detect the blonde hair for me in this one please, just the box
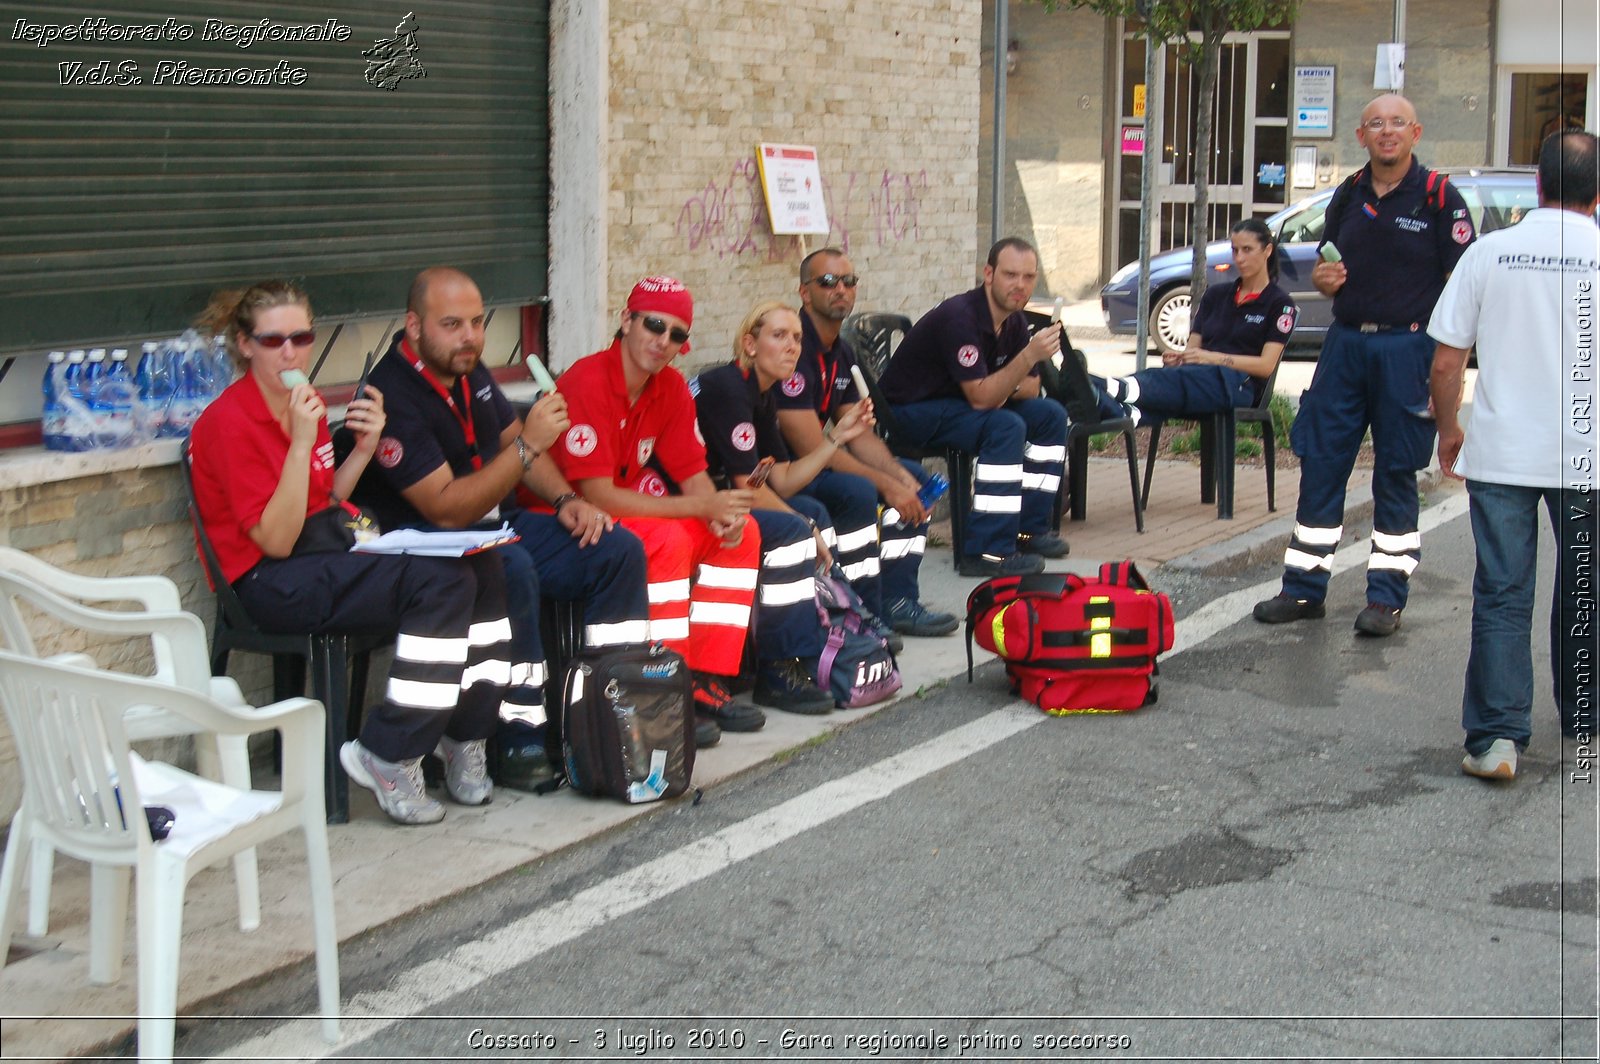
[732,300,800,368]
[195,280,312,370]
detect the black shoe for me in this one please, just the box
[1252,594,1326,624]
[691,672,767,731]
[958,552,1047,578]
[1017,531,1070,558]
[753,658,834,714]
[490,725,555,792]
[882,597,960,637]
[1353,602,1402,637]
[694,715,722,749]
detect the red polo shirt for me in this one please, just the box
[190,375,337,583]
[549,340,707,500]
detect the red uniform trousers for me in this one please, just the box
[619,516,760,677]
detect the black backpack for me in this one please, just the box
[554,644,695,802]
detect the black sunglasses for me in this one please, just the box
[251,330,317,349]
[808,273,859,290]
[638,314,690,345]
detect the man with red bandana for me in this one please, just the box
[548,277,766,737]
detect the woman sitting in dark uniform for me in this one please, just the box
[1096,217,1296,424]
[189,280,528,826]
[692,300,875,715]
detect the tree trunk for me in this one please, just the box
[1187,21,1223,306]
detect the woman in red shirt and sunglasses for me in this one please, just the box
[188,280,530,826]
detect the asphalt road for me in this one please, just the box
[168,496,1596,1064]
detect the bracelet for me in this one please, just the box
[551,491,579,514]
[512,436,538,472]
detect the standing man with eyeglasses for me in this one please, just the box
[775,248,957,636]
[1254,94,1475,636]
[878,237,1071,577]
[350,267,654,788]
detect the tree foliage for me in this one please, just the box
[1037,0,1299,308]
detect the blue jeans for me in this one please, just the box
[1462,480,1598,756]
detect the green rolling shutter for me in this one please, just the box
[0,1,549,355]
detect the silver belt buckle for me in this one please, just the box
[1359,322,1380,334]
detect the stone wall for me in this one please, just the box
[605,0,984,367]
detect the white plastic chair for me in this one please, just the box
[0,650,340,1063]
[0,556,261,940]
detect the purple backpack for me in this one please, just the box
[815,568,902,708]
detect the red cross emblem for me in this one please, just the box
[565,423,597,457]
[731,422,756,451]
[376,437,403,468]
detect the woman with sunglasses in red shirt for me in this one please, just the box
[188,280,532,826]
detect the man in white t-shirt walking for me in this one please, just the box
[1427,129,1599,782]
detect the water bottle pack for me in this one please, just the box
[44,328,234,451]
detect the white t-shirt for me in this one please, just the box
[1427,207,1598,488]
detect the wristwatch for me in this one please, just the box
[512,436,538,471]
[551,491,580,514]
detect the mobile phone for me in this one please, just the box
[745,456,776,489]
[279,369,309,389]
[1051,296,1065,323]
[352,349,375,401]
[1319,243,1343,264]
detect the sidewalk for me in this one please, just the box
[2,409,1396,1061]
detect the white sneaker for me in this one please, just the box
[434,735,493,806]
[339,740,446,824]
[1462,738,1517,781]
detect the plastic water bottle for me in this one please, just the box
[917,472,950,509]
[210,334,235,397]
[41,350,68,450]
[61,349,94,450]
[136,341,163,438]
[94,348,137,449]
[164,340,207,438]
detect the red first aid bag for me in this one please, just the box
[964,561,1175,715]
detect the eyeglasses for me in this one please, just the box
[250,330,316,349]
[638,314,690,345]
[807,273,859,289]
[1361,117,1415,133]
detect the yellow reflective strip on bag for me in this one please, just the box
[1089,599,1112,657]
[991,612,1009,657]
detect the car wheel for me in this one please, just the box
[1149,286,1191,355]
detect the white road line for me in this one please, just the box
[206,710,1044,1062]
[1170,489,1471,656]
[208,493,1473,1061]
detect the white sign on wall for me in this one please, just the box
[755,143,830,235]
[1293,66,1335,139]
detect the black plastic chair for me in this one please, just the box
[1026,313,1145,534]
[1139,363,1281,520]
[841,313,976,567]
[177,440,393,823]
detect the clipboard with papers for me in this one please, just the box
[350,523,520,557]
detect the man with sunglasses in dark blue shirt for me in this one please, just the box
[776,247,957,637]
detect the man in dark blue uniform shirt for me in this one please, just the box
[351,267,652,785]
[878,238,1070,577]
[776,247,956,635]
[1254,94,1475,636]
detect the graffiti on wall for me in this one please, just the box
[676,158,930,259]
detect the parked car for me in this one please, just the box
[1100,167,1539,355]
